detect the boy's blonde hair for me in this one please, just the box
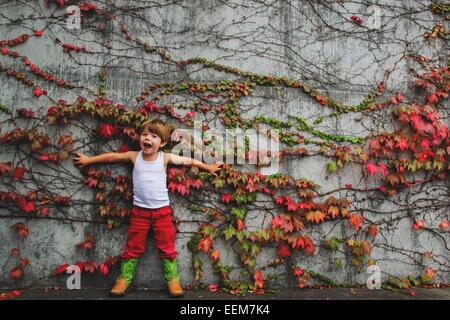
[139,118,174,146]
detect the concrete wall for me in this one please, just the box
[0,0,449,289]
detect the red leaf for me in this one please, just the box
[13,166,26,181]
[389,96,398,106]
[296,237,305,250]
[407,289,416,297]
[208,284,219,292]
[412,220,425,230]
[277,244,291,258]
[40,206,49,217]
[271,215,282,228]
[10,267,23,280]
[33,88,44,97]
[349,213,365,231]
[186,111,196,118]
[189,179,203,189]
[54,263,69,276]
[10,222,29,238]
[99,123,119,138]
[365,162,378,175]
[47,106,58,116]
[117,144,130,153]
[17,197,36,213]
[316,95,328,105]
[76,234,96,250]
[379,163,388,177]
[395,137,409,151]
[286,200,298,212]
[176,183,189,196]
[99,263,109,276]
[84,261,97,274]
[427,92,439,105]
[439,220,449,230]
[369,140,380,157]
[369,225,377,238]
[17,108,35,118]
[294,267,303,277]
[20,258,30,267]
[0,161,12,175]
[303,236,316,255]
[85,176,98,188]
[351,15,363,25]
[220,193,232,203]
[0,290,21,300]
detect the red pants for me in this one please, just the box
[121,205,178,261]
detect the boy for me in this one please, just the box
[74,119,222,297]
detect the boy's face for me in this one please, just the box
[140,128,167,155]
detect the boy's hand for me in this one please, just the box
[73,152,90,167]
[206,163,223,177]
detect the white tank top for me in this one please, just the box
[132,150,170,209]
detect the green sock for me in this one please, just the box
[162,258,180,282]
[119,258,139,285]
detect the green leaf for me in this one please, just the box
[326,236,341,251]
[202,225,216,238]
[387,276,408,289]
[241,240,250,252]
[212,178,225,188]
[224,226,236,240]
[258,230,270,241]
[187,233,202,252]
[327,161,337,172]
[231,207,247,219]
[251,243,261,256]
[246,258,256,268]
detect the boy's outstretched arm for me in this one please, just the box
[74,151,136,167]
[165,153,223,176]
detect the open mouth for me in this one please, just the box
[143,142,152,148]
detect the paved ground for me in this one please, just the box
[8,287,450,300]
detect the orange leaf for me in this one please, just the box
[306,210,325,224]
[210,250,220,262]
[253,270,264,290]
[327,206,340,218]
[349,213,365,231]
[198,235,212,254]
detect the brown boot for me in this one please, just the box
[167,278,184,298]
[110,258,138,297]
[110,276,131,297]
